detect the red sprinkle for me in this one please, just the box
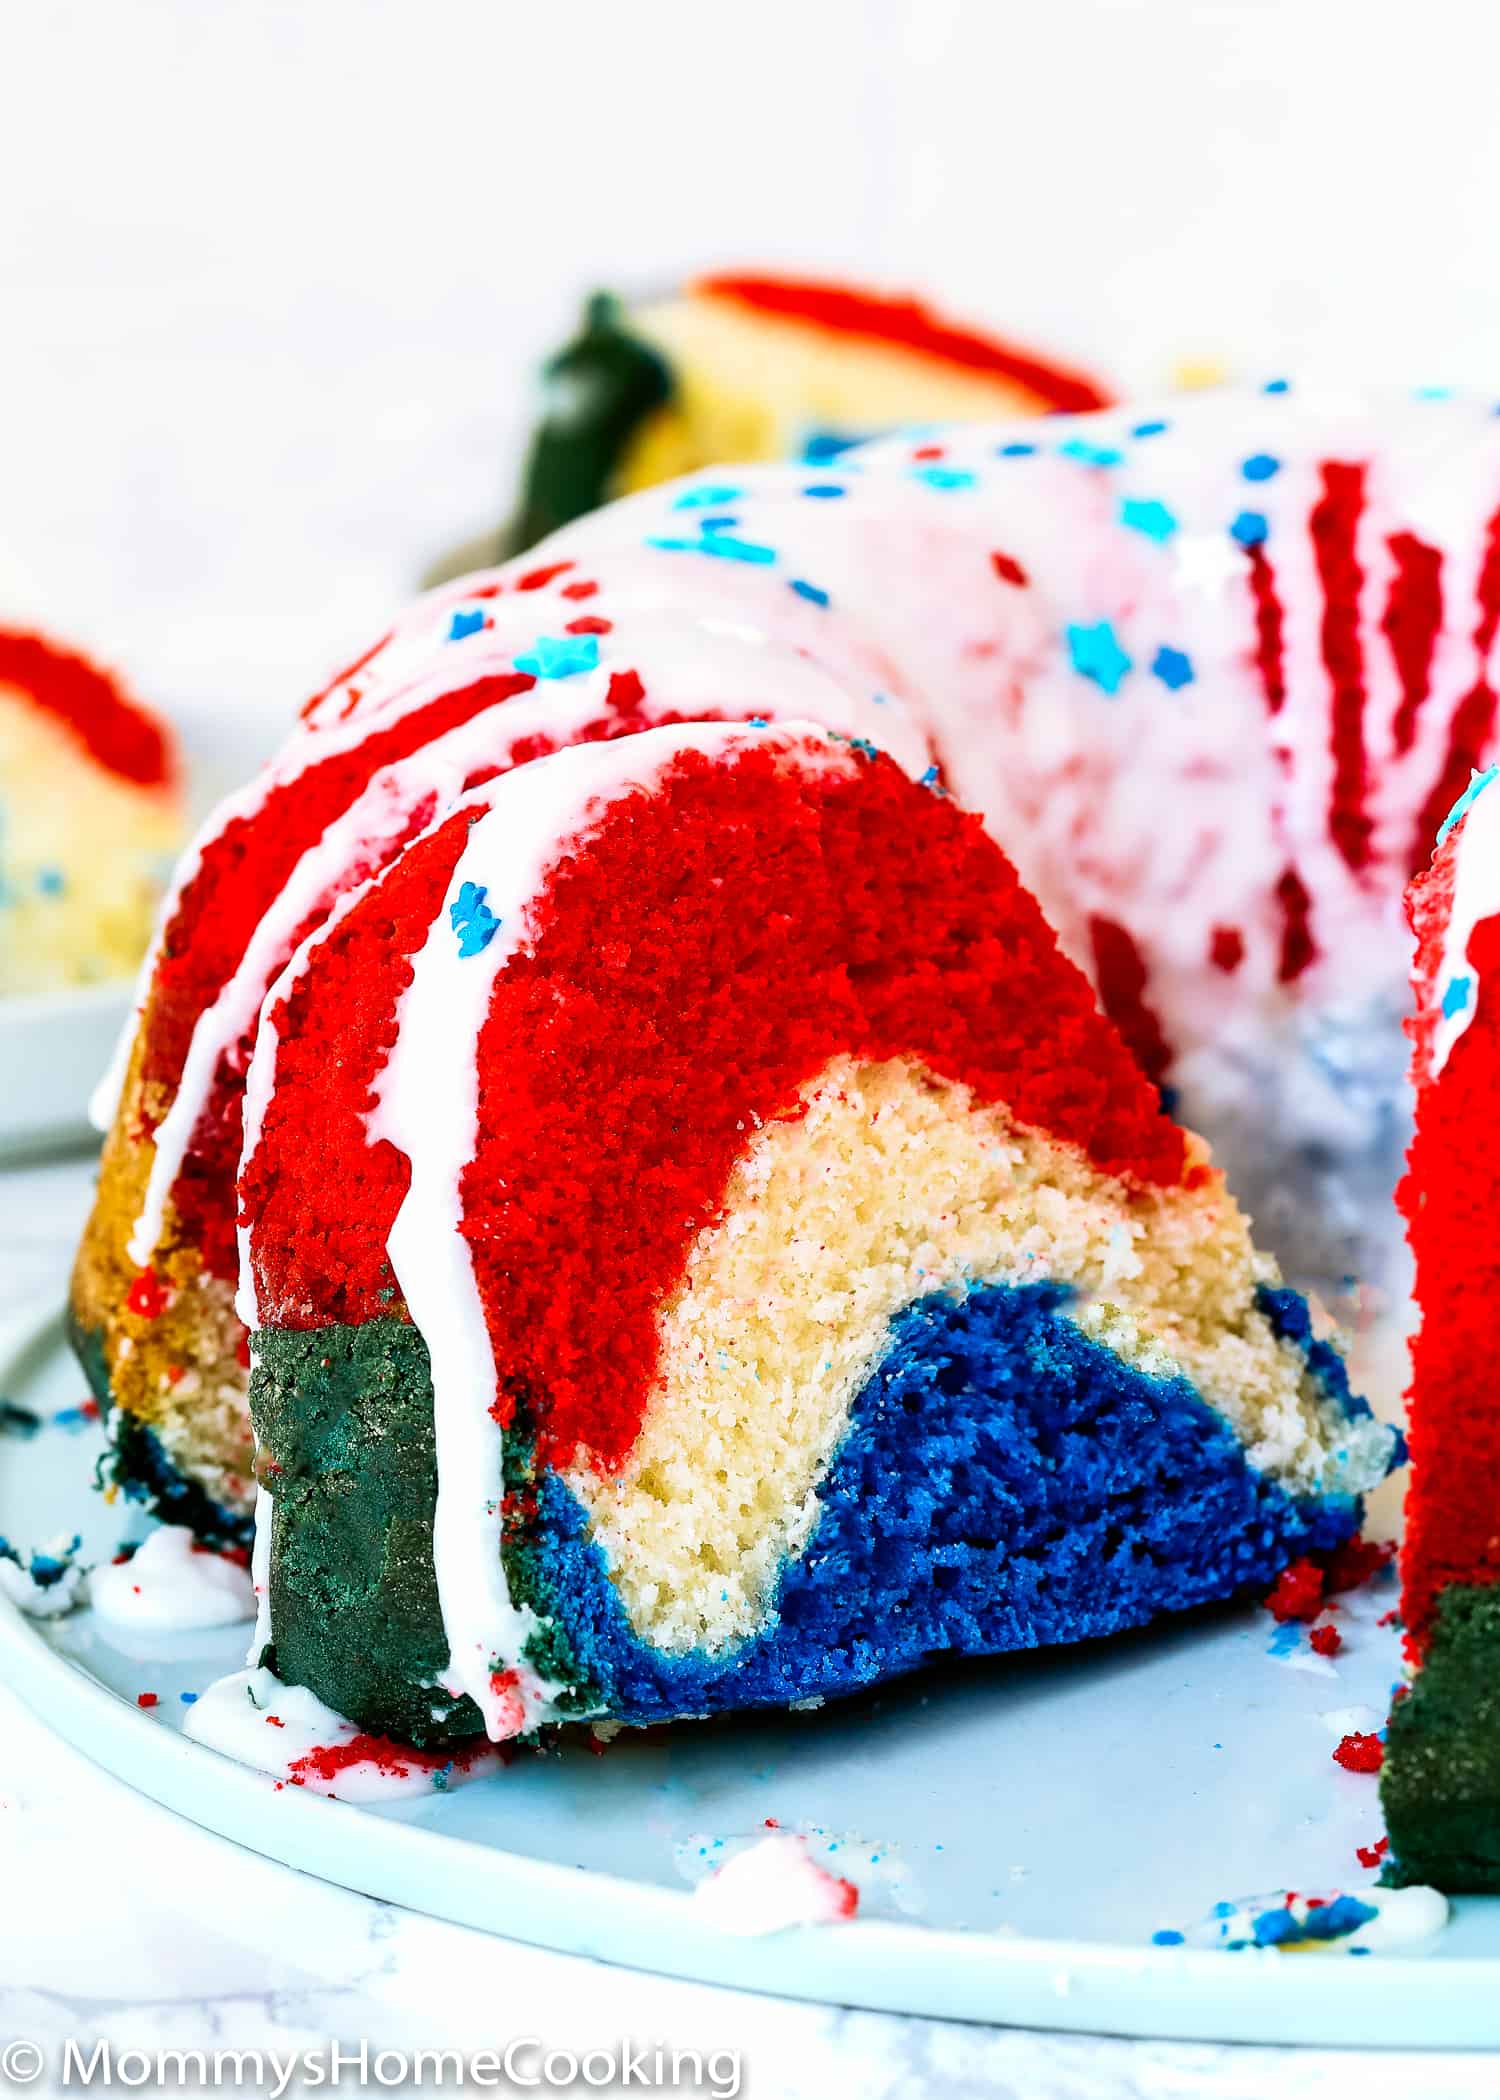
[1208,926,1245,974]
[1309,1623,1343,1657]
[559,580,599,601]
[516,560,574,592]
[126,1268,169,1320]
[136,1692,159,1709]
[990,551,1028,588]
[564,616,612,636]
[605,669,646,713]
[1357,1835,1391,1868]
[1333,1732,1385,1774]
[1264,1557,1326,1623]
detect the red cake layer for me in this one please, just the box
[693,274,1113,415]
[0,628,175,789]
[1400,832,1500,1644]
[245,736,1189,1470]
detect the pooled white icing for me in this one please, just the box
[369,721,854,1738]
[183,1665,497,1800]
[688,1832,859,1935]
[89,1525,254,1632]
[1429,767,1500,1077]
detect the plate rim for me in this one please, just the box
[2,1305,1495,2048]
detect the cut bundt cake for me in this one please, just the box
[429,270,1112,574]
[235,720,1391,1741]
[1384,766,1500,1887]
[0,627,179,997]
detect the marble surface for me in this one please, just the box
[2,1157,1500,2097]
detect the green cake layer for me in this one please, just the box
[1384,1584,1500,1891]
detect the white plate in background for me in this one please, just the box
[0,983,126,1162]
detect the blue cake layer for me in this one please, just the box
[526,1279,1363,1722]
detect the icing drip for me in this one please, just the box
[89,1525,254,1632]
[1430,766,1500,1075]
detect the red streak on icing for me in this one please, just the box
[1411,498,1500,873]
[1243,544,1287,716]
[299,631,394,725]
[1275,867,1317,982]
[0,629,174,789]
[1209,926,1245,974]
[1086,917,1172,1087]
[1383,531,1444,756]
[1311,462,1373,871]
[693,274,1113,415]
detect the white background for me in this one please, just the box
[5,0,1500,768]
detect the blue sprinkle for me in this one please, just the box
[1131,419,1169,438]
[849,737,879,760]
[748,716,769,728]
[996,441,1037,457]
[1251,1907,1300,1947]
[1210,1900,1237,1918]
[672,484,743,509]
[1120,497,1178,543]
[1263,378,1291,394]
[919,764,942,790]
[1151,1929,1185,1946]
[1151,645,1195,690]
[1301,1896,1378,1941]
[910,465,977,491]
[1059,438,1124,468]
[447,608,486,643]
[1438,765,1499,843]
[801,484,847,499]
[1230,510,1269,547]
[1242,453,1281,482]
[801,430,861,465]
[1442,974,1473,1019]
[35,866,65,896]
[790,579,830,607]
[645,533,776,566]
[1415,385,1453,401]
[449,880,502,958]
[513,635,600,680]
[1065,620,1132,694]
[180,1691,198,1705]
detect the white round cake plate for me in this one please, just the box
[3,1308,1496,2048]
[0,984,130,1160]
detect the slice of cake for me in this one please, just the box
[236,721,1394,1743]
[1384,766,1500,1887]
[0,628,179,998]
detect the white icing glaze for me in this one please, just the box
[689,1832,858,1935]
[183,1665,497,1800]
[1429,768,1500,1075]
[248,1482,274,1660]
[89,1524,254,1631]
[369,721,854,1738]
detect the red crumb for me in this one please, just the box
[125,1268,169,1320]
[1264,1558,1326,1623]
[1309,1623,1343,1657]
[1321,1536,1395,1595]
[1333,1733,1385,1774]
[1378,1609,1400,1627]
[136,1693,158,1709]
[265,1715,285,1728]
[828,1873,860,1920]
[1357,1835,1391,1868]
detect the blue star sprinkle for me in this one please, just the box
[1230,510,1270,546]
[1242,453,1281,482]
[1059,438,1124,468]
[996,441,1037,457]
[910,464,977,491]
[672,484,743,509]
[801,430,860,464]
[513,634,600,680]
[789,578,830,606]
[1442,975,1473,1019]
[447,608,486,643]
[1151,1929,1186,1947]
[1120,497,1178,543]
[1066,620,1132,694]
[449,881,502,958]
[1151,645,1195,690]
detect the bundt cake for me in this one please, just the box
[0,627,179,997]
[429,270,1112,575]
[85,378,1500,1753]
